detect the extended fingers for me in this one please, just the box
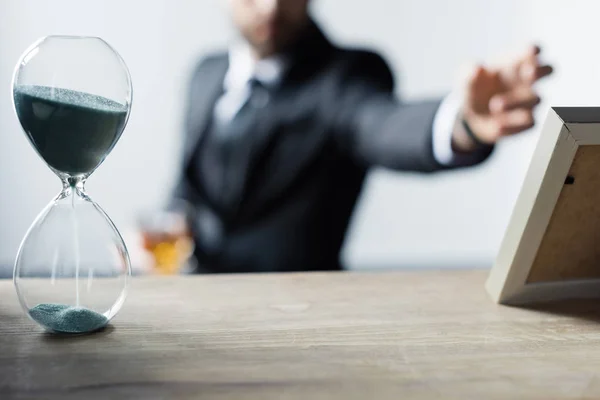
[491,109,535,137]
[521,63,554,83]
[490,87,541,113]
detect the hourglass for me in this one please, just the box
[12,36,132,334]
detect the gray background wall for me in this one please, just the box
[0,0,589,272]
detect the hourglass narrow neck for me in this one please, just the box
[61,176,87,196]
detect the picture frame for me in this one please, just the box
[486,107,600,305]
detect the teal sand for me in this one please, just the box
[13,85,128,175]
[28,303,108,334]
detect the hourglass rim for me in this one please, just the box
[38,35,112,42]
[26,35,126,48]
[10,34,133,101]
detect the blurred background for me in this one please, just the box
[0,0,596,275]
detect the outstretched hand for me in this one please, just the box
[453,45,553,151]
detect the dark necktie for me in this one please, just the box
[195,78,270,219]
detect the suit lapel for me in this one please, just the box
[183,21,334,220]
[234,20,335,183]
[222,86,281,220]
[183,56,229,166]
[227,23,336,219]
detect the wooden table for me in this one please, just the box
[1,270,600,399]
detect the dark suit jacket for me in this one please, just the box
[171,21,492,273]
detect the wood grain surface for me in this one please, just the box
[2,270,600,399]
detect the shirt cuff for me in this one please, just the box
[432,90,463,166]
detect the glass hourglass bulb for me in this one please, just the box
[12,36,132,334]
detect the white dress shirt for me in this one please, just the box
[214,42,467,166]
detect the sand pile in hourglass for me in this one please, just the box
[14,86,128,174]
[12,36,132,334]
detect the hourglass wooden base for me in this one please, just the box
[487,107,600,305]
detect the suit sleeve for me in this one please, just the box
[330,51,491,172]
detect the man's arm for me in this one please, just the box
[432,90,495,167]
[330,51,489,172]
[331,46,552,171]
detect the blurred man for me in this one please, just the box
[170,0,553,273]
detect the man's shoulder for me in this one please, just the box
[331,46,394,87]
[190,51,228,77]
[197,51,228,66]
[334,47,391,69]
